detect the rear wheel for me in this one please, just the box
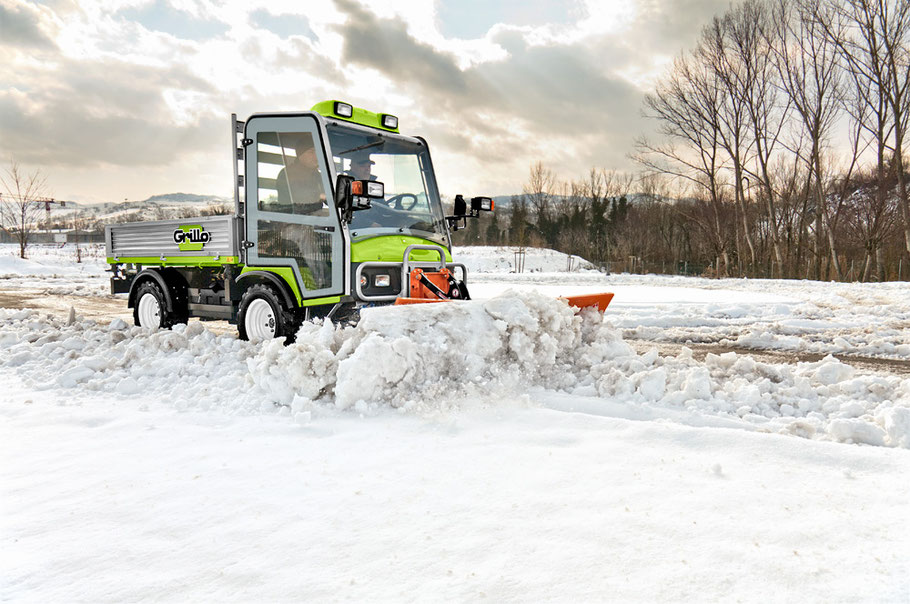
[133,281,174,329]
[238,284,298,342]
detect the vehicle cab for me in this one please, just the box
[239,101,483,315]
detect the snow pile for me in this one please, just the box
[0,244,109,298]
[251,292,605,413]
[0,243,106,277]
[2,292,909,448]
[590,347,910,448]
[454,245,597,273]
[601,274,910,360]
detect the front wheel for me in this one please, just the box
[237,284,298,342]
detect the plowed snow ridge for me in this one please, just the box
[4,291,910,448]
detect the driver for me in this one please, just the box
[348,154,376,181]
[275,134,327,215]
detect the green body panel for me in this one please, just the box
[311,100,400,133]
[107,259,339,308]
[106,256,239,267]
[240,266,341,308]
[351,235,452,263]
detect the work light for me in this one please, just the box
[471,196,494,211]
[334,102,353,118]
[381,114,398,129]
[366,181,384,198]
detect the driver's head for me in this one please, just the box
[350,155,374,180]
[290,136,317,167]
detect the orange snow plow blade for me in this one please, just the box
[395,292,615,311]
[394,297,447,305]
[561,292,614,312]
[394,266,614,311]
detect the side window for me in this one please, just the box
[257,132,328,216]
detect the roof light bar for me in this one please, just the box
[334,102,353,118]
[381,114,398,130]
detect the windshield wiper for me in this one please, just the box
[339,139,384,155]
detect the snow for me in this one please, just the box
[2,244,910,601]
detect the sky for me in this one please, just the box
[0,0,735,204]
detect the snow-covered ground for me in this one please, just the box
[2,244,909,602]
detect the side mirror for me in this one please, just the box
[335,174,384,223]
[454,194,467,216]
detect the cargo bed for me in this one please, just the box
[105,215,242,265]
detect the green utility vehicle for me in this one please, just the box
[106,101,493,340]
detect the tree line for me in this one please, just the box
[456,0,910,281]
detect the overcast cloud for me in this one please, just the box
[0,0,734,203]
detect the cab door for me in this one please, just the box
[244,114,346,300]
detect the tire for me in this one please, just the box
[133,280,175,329]
[237,284,298,342]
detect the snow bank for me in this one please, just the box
[0,244,106,277]
[454,245,597,273]
[471,272,910,360]
[2,292,909,448]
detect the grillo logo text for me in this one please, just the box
[173,227,212,245]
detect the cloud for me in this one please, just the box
[638,0,731,52]
[0,0,742,202]
[331,0,648,184]
[249,8,317,42]
[0,0,57,49]
[436,0,586,40]
[0,56,220,167]
[114,0,229,42]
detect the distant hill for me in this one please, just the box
[43,193,234,232]
[142,193,231,204]
[490,193,648,209]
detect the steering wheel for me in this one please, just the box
[386,193,418,211]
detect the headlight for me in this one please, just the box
[374,274,391,287]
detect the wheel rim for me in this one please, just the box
[246,298,277,340]
[137,292,161,328]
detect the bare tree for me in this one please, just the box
[524,162,556,225]
[840,167,900,280]
[702,13,759,272]
[877,0,910,255]
[635,50,732,275]
[771,0,845,279]
[821,0,910,257]
[730,0,792,276]
[0,159,51,259]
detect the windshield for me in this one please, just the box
[326,123,448,243]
